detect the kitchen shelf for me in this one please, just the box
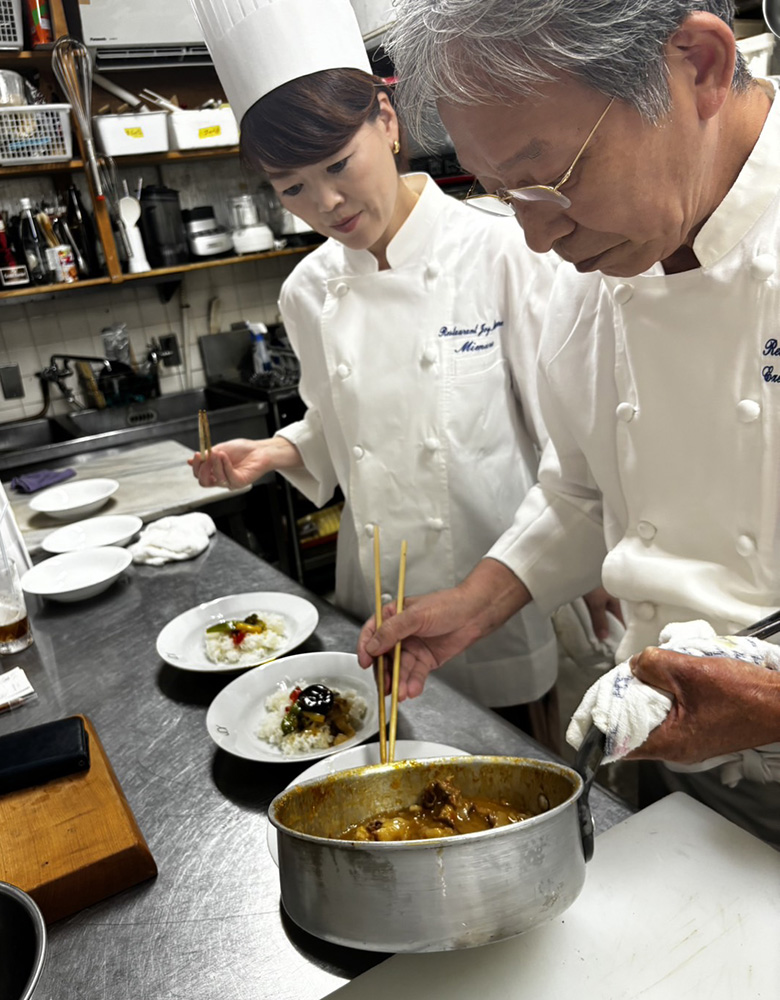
[0,145,243,178]
[0,245,319,303]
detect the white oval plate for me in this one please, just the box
[266,739,471,864]
[206,650,380,764]
[29,478,119,521]
[21,546,132,602]
[42,514,143,554]
[156,592,319,673]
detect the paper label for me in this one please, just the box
[124,127,145,138]
[198,125,221,140]
[0,666,36,712]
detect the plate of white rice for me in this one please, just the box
[205,651,382,762]
[155,592,319,672]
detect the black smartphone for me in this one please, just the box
[0,716,90,795]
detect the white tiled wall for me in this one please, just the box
[0,251,302,421]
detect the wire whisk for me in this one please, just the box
[52,36,102,198]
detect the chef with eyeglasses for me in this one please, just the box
[360,0,780,845]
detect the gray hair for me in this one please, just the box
[386,0,752,143]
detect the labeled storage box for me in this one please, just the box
[93,111,169,157]
[0,104,72,164]
[167,107,239,150]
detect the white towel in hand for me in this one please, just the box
[129,513,216,565]
[566,620,780,787]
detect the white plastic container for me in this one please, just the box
[167,107,239,151]
[736,32,777,78]
[93,111,169,157]
[0,0,24,51]
[0,104,72,164]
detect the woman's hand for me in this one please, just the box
[189,436,302,490]
[582,586,623,641]
[357,559,531,701]
[626,647,780,764]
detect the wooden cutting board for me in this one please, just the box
[325,793,780,999]
[0,715,157,923]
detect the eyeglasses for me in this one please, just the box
[465,97,615,216]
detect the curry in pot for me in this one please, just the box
[338,776,534,842]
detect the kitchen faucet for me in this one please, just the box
[38,354,114,409]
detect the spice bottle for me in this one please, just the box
[24,0,53,48]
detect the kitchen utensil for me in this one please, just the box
[763,0,780,38]
[372,527,387,764]
[118,194,150,273]
[41,514,142,554]
[269,754,588,951]
[20,547,131,602]
[205,650,382,762]
[138,87,179,113]
[155,592,319,673]
[229,193,258,229]
[267,740,470,865]
[197,408,212,458]
[51,37,102,197]
[98,156,132,260]
[29,478,118,521]
[91,72,148,111]
[388,539,407,761]
[0,881,46,1000]
[138,185,189,267]
[0,70,26,107]
[326,793,780,999]
[182,206,232,257]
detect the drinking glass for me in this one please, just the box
[0,557,33,654]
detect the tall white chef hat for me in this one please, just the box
[189,0,372,125]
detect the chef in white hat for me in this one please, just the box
[189,0,621,745]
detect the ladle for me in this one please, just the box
[763,0,780,39]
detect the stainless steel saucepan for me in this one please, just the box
[269,755,589,952]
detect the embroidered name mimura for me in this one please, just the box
[439,319,503,354]
[762,338,780,383]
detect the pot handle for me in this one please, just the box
[574,723,605,863]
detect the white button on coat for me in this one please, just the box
[424,437,441,452]
[736,534,757,557]
[737,399,761,423]
[427,517,445,531]
[352,445,364,460]
[336,363,351,379]
[333,281,349,297]
[750,254,775,281]
[635,601,656,622]
[364,523,375,538]
[616,402,637,422]
[613,283,634,305]
[425,263,440,281]
[637,520,657,541]
[381,592,393,605]
[421,347,437,365]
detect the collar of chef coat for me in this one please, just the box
[340,173,451,274]
[692,77,779,269]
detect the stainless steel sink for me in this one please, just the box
[0,387,269,479]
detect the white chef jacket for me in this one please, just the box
[277,174,559,706]
[489,81,780,840]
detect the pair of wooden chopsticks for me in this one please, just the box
[198,409,212,458]
[373,527,407,764]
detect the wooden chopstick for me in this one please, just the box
[388,539,408,764]
[198,409,212,458]
[373,527,388,764]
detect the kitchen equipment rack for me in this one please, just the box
[0,102,72,163]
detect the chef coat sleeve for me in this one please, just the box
[273,288,340,507]
[487,266,608,614]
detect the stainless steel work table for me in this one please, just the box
[2,533,632,1000]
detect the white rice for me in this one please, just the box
[257,682,367,755]
[204,611,288,666]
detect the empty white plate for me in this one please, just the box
[21,547,132,602]
[42,514,143,554]
[29,478,119,522]
[266,740,471,864]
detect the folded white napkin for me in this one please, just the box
[129,512,216,566]
[566,620,780,788]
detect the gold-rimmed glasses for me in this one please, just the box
[465,97,615,216]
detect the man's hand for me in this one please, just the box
[626,647,780,764]
[582,586,623,641]
[189,436,302,490]
[357,559,531,701]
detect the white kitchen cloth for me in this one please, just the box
[566,620,780,788]
[129,512,216,565]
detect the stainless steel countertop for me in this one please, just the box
[1,533,632,1000]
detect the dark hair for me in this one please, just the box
[240,68,395,171]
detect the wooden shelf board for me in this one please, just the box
[0,147,242,179]
[0,276,113,301]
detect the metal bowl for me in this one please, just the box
[269,755,589,952]
[0,881,46,1000]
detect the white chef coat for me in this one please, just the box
[489,80,780,841]
[276,173,559,706]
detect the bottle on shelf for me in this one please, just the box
[65,185,101,278]
[0,216,30,290]
[18,197,49,285]
[24,0,53,48]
